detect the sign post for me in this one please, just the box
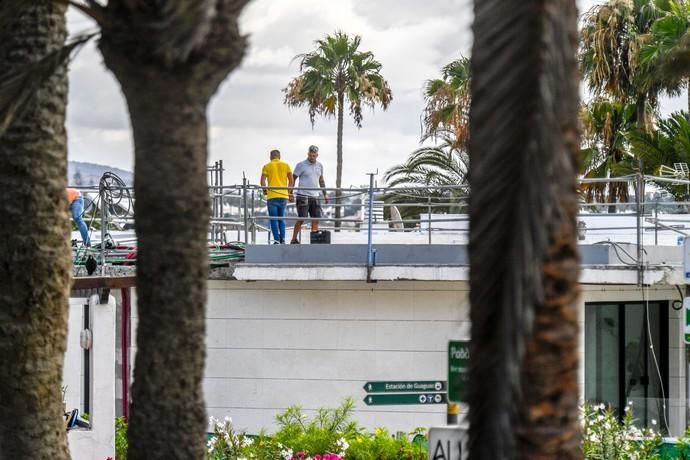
[682,297,690,345]
[448,341,469,402]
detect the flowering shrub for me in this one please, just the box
[203,399,426,459]
[118,401,690,459]
[582,402,662,460]
[289,452,343,460]
[345,427,427,460]
[271,398,359,459]
[207,416,291,460]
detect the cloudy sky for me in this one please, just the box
[66,0,687,187]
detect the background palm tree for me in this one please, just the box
[579,0,676,129]
[383,133,468,223]
[421,56,471,149]
[468,0,581,457]
[284,31,392,228]
[579,97,637,206]
[628,111,690,198]
[0,2,72,458]
[640,0,690,113]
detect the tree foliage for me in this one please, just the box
[284,31,392,128]
[421,57,471,149]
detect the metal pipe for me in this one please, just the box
[427,197,432,245]
[242,176,249,244]
[100,189,107,276]
[251,188,256,244]
[220,160,225,243]
[636,171,643,286]
[366,172,376,269]
[121,287,130,421]
[654,204,658,246]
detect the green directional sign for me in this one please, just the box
[448,340,470,402]
[363,380,446,393]
[363,393,447,406]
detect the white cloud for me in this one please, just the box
[66,0,471,187]
[69,0,685,188]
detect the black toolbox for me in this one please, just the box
[310,230,331,244]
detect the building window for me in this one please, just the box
[584,301,669,431]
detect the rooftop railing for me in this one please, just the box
[69,170,690,279]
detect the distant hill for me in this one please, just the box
[68,161,133,186]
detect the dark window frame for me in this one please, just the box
[585,300,669,424]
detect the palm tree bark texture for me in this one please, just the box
[468,0,581,459]
[97,1,248,458]
[0,3,71,458]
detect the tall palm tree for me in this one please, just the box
[0,1,249,457]
[468,0,581,457]
[579,97,637,205]
[421,57,471,149]
[76,1,249,458]
[0,2,72,458]
[383,133,468,221]
[628,111,690,198]
[579,0,676,130]
[284,31,392,228]
[640,0,690,113]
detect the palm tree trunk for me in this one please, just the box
[0,3,71,458]
[122,76,210,460]
[468,0,581,458]
[335,91,345,230]
[636,94,648,131]
[102,69,211,460]
[99,3,247,457]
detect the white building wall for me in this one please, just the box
[65,295,117,460]
[204,280,469,433]
[119,281,688,436]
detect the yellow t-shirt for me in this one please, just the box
[261,159,292,199]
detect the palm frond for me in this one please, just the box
[284,31,392,128]
[0,34,93,137]
[0,0,31,31]
[100,0,219,67]
[422,56,471,149]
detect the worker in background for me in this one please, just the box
[261,149,295,244]
[290,145,328,244]
[66,188,90,246]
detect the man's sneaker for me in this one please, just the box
[280,240,285,244]
[290,240,300,244]
[273,241,280,245]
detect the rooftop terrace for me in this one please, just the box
[70,170,690,284]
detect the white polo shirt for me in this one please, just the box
[293,159,324,197]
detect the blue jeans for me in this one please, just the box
[70,196,90,246]
[267,198,287,242]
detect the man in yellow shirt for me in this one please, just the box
[261,149,294,244]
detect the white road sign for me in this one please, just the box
[428,426,468,460]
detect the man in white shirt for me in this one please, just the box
[290,145,329,244]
